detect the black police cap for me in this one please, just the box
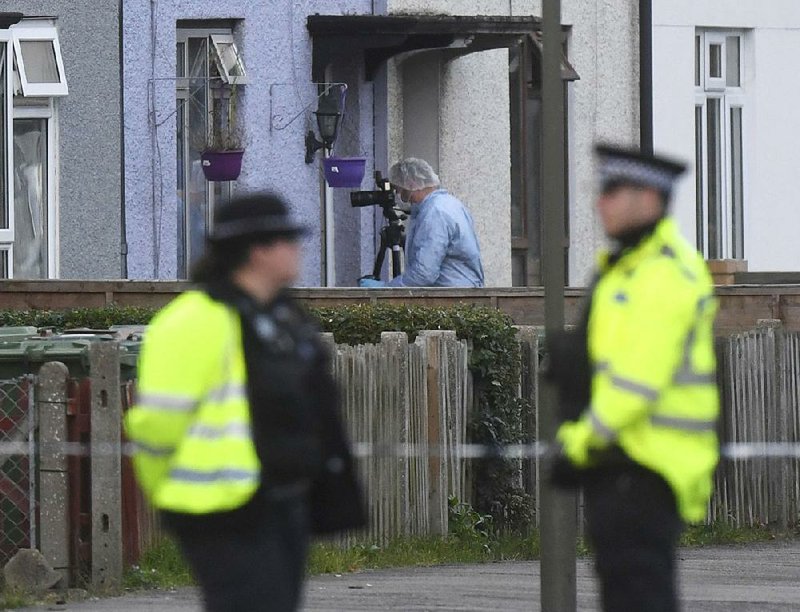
[209,193,308,243]
[596,144,686,195]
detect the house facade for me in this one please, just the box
[121,0,639,287]
[0,2,122,280]
[653,0,800,272]
[0,1,645,286]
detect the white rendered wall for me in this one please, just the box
[653,0,800,271]
[388,0,513,287]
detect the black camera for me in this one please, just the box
[350,172,395,208]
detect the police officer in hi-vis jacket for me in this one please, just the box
[125,193,364,612]
[548,145,719,612]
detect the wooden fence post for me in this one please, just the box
[419,331,455,537]
[515,326,540,528]
[37,361,70,581]
[380,332,410,540]
[759,319,790,530]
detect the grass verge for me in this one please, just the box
[121,521,787,591]
[308,533,541,575]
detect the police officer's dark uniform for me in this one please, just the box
[548,146,720,612]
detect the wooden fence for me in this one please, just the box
[713,321,800,529]
[127,321,800,560]
[323,331,471,544]
[59,321,800,570]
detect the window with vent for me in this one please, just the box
[695,30,746,260]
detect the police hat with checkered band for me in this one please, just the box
[596,144,686,199]
[209,192,308,243]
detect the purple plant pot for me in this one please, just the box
[201,150,244,181]
[323,157,367,188]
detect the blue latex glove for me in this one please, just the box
[358,277,385,288]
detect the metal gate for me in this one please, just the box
[0,375,36,567]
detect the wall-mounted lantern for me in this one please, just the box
[305,87,344,163]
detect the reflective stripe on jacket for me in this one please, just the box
[124,290,260,514]
[557,218,719,523]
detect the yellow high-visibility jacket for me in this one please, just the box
[124,290,260,514]
[557,218,719,523]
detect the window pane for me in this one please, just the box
[0,250,7,278]
[706,100,722,259]
[19,40,60,84]
[176,42,185,78]
[695,35,701,87]
[13,119,48,279]
[709,43,722,79]
[726,36,740,87]
[0,43,7,230]
[176,100,186,277]
[186,38,209,276]
[730,107,744,258]
[215,41,244,78]
[695,105,704,254]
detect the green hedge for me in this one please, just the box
[0,302,532,532]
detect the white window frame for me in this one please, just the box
[175,27,238,278]
[0,32,14,252]
[703,31,727,92]
[11,26,68,97]
[0,244,11,278]
[210,34,248,85]
[695,30,747,260]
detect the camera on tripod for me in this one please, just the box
[349,171,395,208]
[351,171,407,281]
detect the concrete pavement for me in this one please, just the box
[16,540,800,611]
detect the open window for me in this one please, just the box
[12,27,68,97]
[210,34,247,85]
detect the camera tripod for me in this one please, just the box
[369,204,407,281]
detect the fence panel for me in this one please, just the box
[330,332,470,544]
[0,376,36,567]
[715,323,800,527]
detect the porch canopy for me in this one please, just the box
[306,14,578,82]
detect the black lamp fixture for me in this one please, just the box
[0,12,23,29]
[305,87,343,164]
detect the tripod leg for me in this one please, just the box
[372,227,389,279]
[390,245,403,278]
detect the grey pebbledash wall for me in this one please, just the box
[14,0,123,279]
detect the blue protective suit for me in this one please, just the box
[387,189,484,287]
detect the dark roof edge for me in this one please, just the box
[307,14,542,36]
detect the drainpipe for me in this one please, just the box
[323,148,335,286]
[118,0,128,278]
[639,0,653,154]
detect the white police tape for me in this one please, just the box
[3,441,800,460]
